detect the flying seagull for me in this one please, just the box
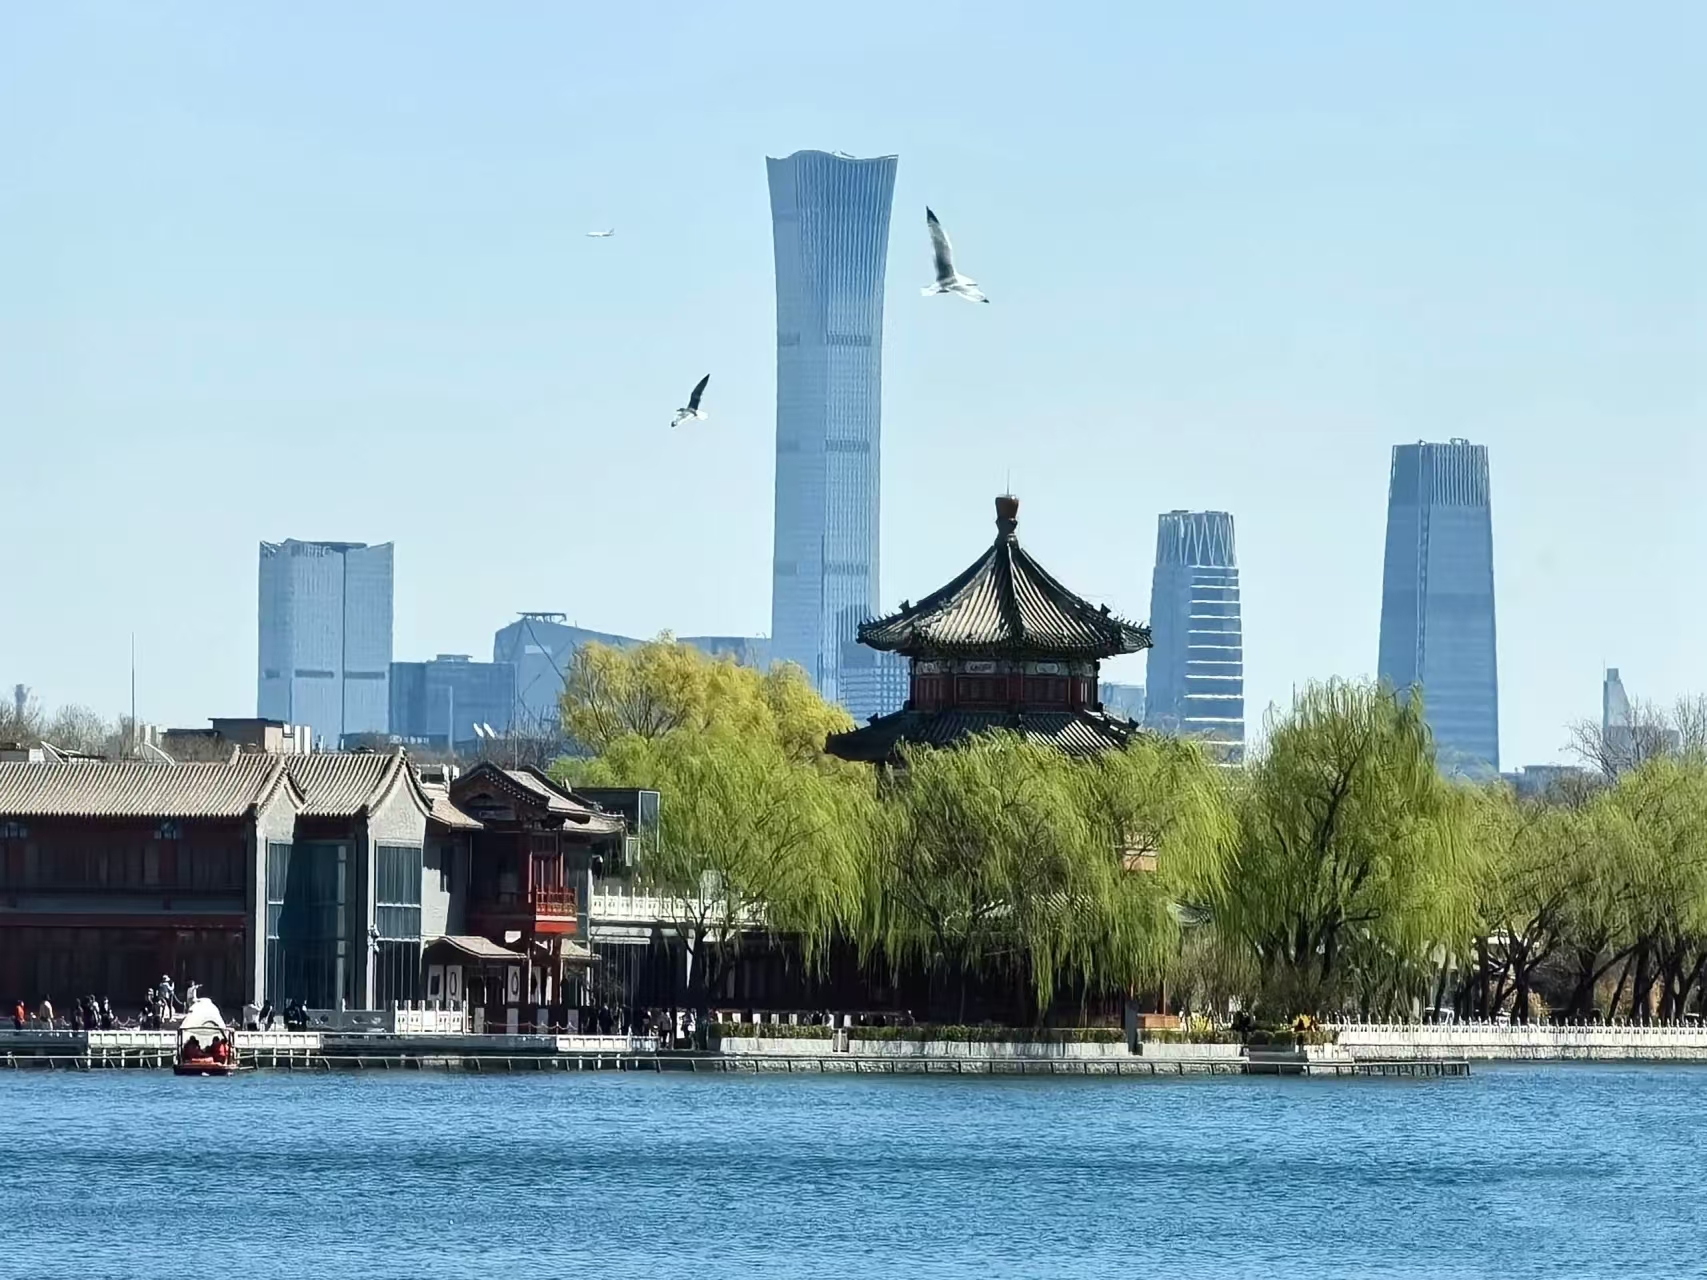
[672,374,710,427]
[922,207,989,303]
[586,228,615,238]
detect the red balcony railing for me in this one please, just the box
[470,885,579,933]
[529,885,576,918]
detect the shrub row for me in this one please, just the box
[709,1022,1123,1044]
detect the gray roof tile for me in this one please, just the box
[858,496,1151,659]
[0,756,291,819]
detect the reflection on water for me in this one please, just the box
[5,1064,1704,1279]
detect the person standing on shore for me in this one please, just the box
[11,998,23,1030]
[37,996,53,1029]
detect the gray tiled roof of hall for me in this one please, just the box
[285,752,413,818]
[420,782,482,831]
[0,755,295,819]
[488,766,625,833]
[858,496,1151,660]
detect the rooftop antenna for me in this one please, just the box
[129,633,136,761]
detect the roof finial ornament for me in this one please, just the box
[995,493,1019,540]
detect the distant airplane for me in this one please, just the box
[586,228,615,238]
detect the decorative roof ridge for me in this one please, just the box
[855,495,1151,658]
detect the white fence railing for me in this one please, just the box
[390,1004,468,1034]
[1331,1019,1707,1061]
[589,885,764,927]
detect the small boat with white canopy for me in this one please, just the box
[174,998,241,1077]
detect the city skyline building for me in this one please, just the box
[766,149,898,711]
[493,613,772,728]
[1376,440,1500,775]
[257,540,393,747]
[389,654,517,751]
[1143,511,1245,762]
[1099,681,1146,724]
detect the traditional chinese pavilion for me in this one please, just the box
[827,495,1152,763]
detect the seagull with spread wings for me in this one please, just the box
[921,207,989,303]
[672,374,710,427]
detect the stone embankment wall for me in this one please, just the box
[1334,1022,1707,1062]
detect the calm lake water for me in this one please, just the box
[2,1064,1704,1279]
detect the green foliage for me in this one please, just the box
[558,637,853,765]
[1141,1028,1242,1045]
[557,650,1707,1026]
[1219,680,1481,1015]
[863,731,1233,1018]
[709,1023,1124,1044]
[555,643,870,1010]
[711,1023,837,1040]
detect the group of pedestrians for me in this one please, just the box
[9,994,116,1031]
[7,974,203,1032]
[576,1003,697,1045]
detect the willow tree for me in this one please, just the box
[1602,757,1707,1020]
[1068,735,1237,1006]
[560,636,854,764]
[1468,786,1603,1021]
[863,731,1234,1022]
[1221,680,1481,1017]
[569,726,871,1020]
[556,639,869,1023]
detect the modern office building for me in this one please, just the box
[766,149,898,708]
[1143,511,1245,762]
[836,642,908,723]
[493,614,772,729]
[1376,440,1499,775]
[258,540,393,746]
[389,655,518,751]
[1099,682,1147,724]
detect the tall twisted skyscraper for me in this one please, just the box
[1377,440,1500,774]
[1144,511,1245,762]
[766,151,898,716]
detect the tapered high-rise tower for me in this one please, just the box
[1377,440,1500,774]
[766,150,898,716]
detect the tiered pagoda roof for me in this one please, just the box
[857,496,1151,660]
[827,496,1151,764]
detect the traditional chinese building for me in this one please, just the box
[827,495,1152,764]
[446,763,623,1016]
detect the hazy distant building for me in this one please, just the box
[1144,512,1244,762]
[162,718,313,758]
[389,655,517,750]
[1503,763,1591,800]
[1099,682,1146,724]
[766,150,899,709]
[837,643,908,723]
[493,614,772,728]
[258,540,393,745]
[1599,666,1678,775]
[1377,440,1499,775]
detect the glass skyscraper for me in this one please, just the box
[766,150,898,716]
[1376,440,1499,774]
[1143,511,1245,762]
[258,540,393,746]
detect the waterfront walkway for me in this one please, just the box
[0,1029,1466,1078]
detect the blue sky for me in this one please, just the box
[3,3,1703,766]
